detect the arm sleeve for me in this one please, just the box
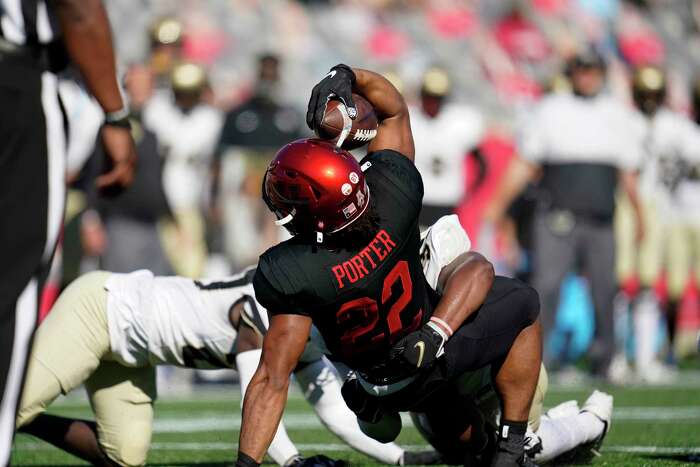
[461,106,485,151]
[616,108,644,171]
[516,102,547,163]
[253,259,312,317]
[679,117,700,165]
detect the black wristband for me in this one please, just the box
[499,419,528,440]
[235,451,260,467]
[103,117,131,130]
[104,107,132,130]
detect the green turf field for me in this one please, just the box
[11,378,700,466]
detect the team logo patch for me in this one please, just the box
[342,203,357,218]
[349,172,359,184]
[356,189,366,207]
[341,183,352,195]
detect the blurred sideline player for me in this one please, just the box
[485,50,643,378]
[410,66,485,227]
[15,241,460,466]
[238,66,543,467]
[616,65,700,381]
[148,17,184,88]
[143,62,223,278]
[0,1,136,464]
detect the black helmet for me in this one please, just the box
[632,65,666,116]
[567,49,607,74]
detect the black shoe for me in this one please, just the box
[490,438,539,467]
[402,450,444,465]
[288,455,348,467]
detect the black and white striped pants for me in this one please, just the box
[0,54,66,465]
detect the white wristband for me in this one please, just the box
[430,316,454,337]
[426,321,449,343]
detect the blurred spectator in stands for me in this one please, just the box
[487,50,644,379]
[79,64,173,276]
[213,53,304,268]
[149,17,184,88]
[494,3,552,66]
[144,62,223,278]
[411,66,485,228]
[617,65,700,382]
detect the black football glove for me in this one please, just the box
[389,322,447,373]
[306,64,357,131]
[341,375,383,423]
[287,454,348,467]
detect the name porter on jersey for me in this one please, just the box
[332,229,397,289]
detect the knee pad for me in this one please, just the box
[100,421,151,467]
[103,441,149,467]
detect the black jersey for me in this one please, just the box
[254,149,439,380]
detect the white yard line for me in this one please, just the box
[17,406,698,435]
[148,407,700,432]
[604,446,700,454]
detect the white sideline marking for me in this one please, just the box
[12,405,697,437]
[148,406,700,432]
[604,446,700,454]
[12,442,700,455]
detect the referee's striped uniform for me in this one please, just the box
[0,1,67,464]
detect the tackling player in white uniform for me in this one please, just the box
[15,263,439,467]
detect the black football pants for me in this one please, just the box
[376,276,540,413]
[0,54,65,466]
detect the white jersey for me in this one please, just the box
[411,104,484,206]
[143,92,223,211]
[58,78,103,177]
[518,92,641,171]
[630,107,700,223]
[104,268,261,368]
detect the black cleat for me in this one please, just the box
[402,450,444,465]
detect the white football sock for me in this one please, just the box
[534,411,605,462]
[634,290,660,369]
[294,357,404,465]
[236,350,299,466]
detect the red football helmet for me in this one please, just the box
[263,138,370,239]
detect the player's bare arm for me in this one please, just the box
[306,65,414,161]
[434,251,495,331]
[353,69,414,161]
[484,157,540,222]
[389,252,494,372]
[51,0,136,192]
[237,314,312,465]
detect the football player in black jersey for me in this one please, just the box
[236,66,542,467]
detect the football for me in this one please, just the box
[316,93,378,150]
